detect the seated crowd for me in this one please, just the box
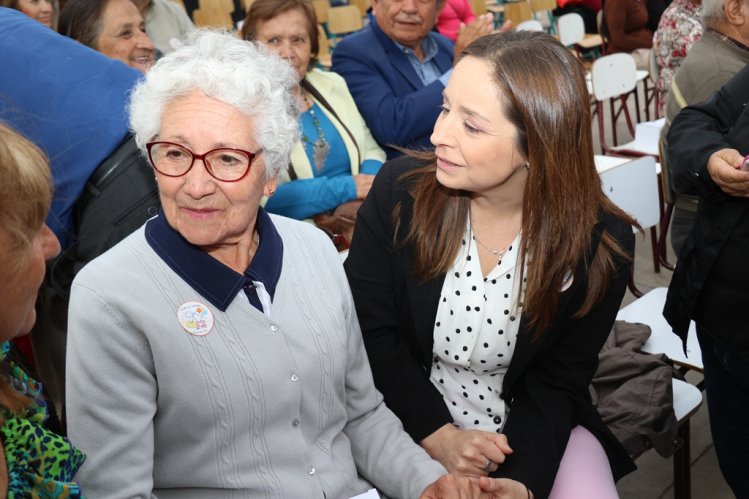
[0,0,746,497]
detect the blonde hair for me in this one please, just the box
[0,123,52,419]
[0,122,53,267]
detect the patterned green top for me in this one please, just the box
[0,342,85,498]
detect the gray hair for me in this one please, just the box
[128,29,300,179]
[701,0,725,24]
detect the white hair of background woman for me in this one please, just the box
[128,29,300,179]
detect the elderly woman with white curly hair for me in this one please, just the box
[63,30,461,498]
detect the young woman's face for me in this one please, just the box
[16,0,54,27]
[95,0,155,73]
[0,223,60,342]
[431,56,528,201]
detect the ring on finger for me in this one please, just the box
[482,459,496,472]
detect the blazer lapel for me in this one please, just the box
[503,220,605,393]
[372,20,429,91]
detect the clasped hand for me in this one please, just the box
[421,423,512,476]
[420,475,532,499]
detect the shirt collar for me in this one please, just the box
[394,34,439,63]
[145,207,283,312]
[707,27,749,52]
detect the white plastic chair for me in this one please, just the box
[616,287,702,372]
[516,19,544,31]
[616,287,704,499]
[557,12,585,47]
[598,156,660,296]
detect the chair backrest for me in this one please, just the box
[470,0,488,16]
[599,156,660,230]
[317,24,332,68]
[327,5,363,35]
[557,12,584,46]
[313,0,330,25]
[530,0,556,12]
[503,0,533,27]
[192,6,233,28]
[516,19,544,31]
[591,52,637,101]
[349,0,371,17]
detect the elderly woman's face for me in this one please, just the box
[96,0,155,73]
[155,91,276,258]
[254,8,312,81]
[16,0,54,27]
[0,224,60,341]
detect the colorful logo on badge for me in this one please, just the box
[177,301,214,336]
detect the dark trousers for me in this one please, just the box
[697,327,749,498]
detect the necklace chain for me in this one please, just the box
[300,91,329,171]
[473,234,510,258]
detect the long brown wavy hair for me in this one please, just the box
[402,31,635,335]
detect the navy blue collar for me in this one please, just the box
[145,207,283,313]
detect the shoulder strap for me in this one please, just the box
[300,78,361,168]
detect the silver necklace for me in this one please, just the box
[473,234,510,259]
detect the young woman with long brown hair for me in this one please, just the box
[345,31,638,499]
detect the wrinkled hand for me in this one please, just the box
[421,424,513,476]
[454,14,494,59]
[352,174,375,199]
[706,148,749,197]
[420,475,532,499]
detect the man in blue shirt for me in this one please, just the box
[332,0,496,158]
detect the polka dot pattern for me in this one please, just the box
[430,224,525,432]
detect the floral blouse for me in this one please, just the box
[0,342,85,498]
[652,0,702,116]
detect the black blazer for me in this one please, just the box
[345,158,636,498]
[664,63,749,354]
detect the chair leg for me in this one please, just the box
[658,203,675,270]
[628,265,643,298]
[673,420,692,499]
[650,226,660,273]
[610,98,618,146]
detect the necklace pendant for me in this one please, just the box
[313,140,330,171]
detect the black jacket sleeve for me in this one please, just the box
[667,63,749,202]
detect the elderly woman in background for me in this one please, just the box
[652,0,702,115]
[58,0,154,73]
[0,123,83,497]
[1,0,56,28]
[240,0,384,242]
[345,31,638,499]
[64,29,481,498]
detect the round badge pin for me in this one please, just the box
[177,301,214,336]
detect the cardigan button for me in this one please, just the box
[270,324,279,332]
[493,415,502,425]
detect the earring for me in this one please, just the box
[268,189,276,196]
[524,162,529,170]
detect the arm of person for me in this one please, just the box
[344,160,455,443]
[667,63,749,201]
[490,219,634,498]
[265,176,358,219]
[328,236,447,499]
[66,280,158,499]
[326,70,387,166]
[332,42,446,149]
[604,1,652,50]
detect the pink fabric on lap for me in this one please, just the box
[547,426,618,499]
